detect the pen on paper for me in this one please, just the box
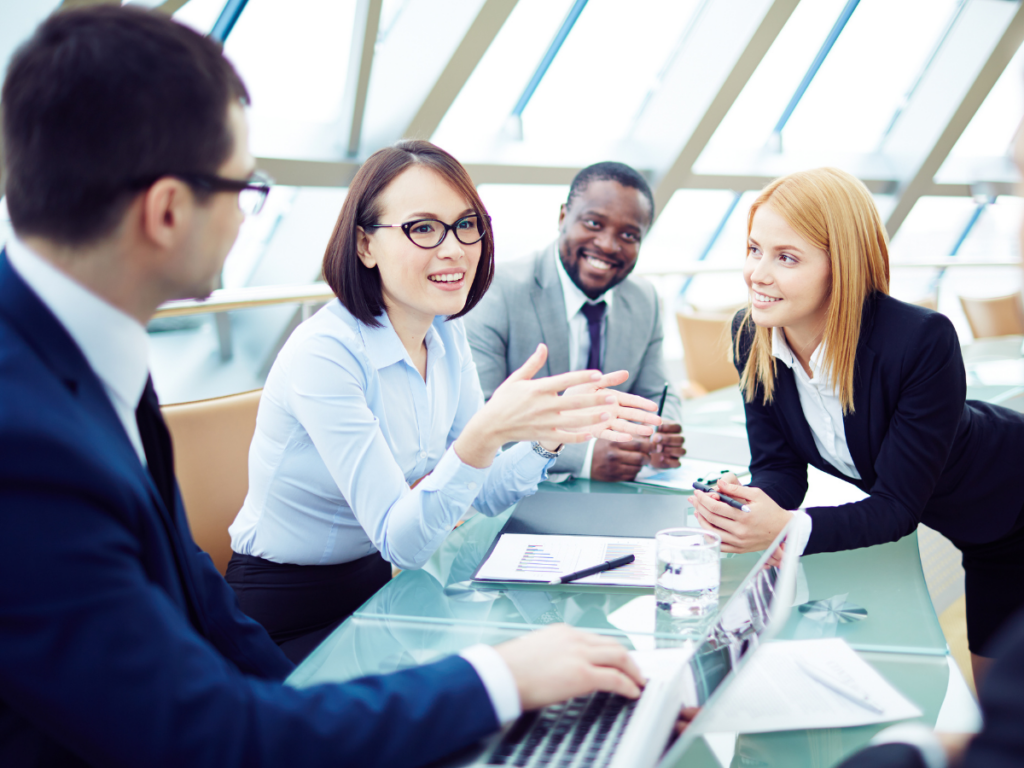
[692,481,752,514]
[549,554,636,585]
[797,659,885,714]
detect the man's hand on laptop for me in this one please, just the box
[495,624,646,710]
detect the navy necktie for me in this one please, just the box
[580,301,607,371]
[135,376,176,514]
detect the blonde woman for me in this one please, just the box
[690,167,1024,683]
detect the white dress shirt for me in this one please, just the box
[554,255,615,478]
[5,237,149,464]
[771,328,860,480]
[229,300,552,571]
[4,237,524,725]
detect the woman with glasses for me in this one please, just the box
[226,141,662,661]
[689,167,1024,686]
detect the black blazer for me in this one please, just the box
[733,293,1024,554]
[837,606,1024,768]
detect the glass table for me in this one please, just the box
[285,366,1024,765]
[289,613,949,768]
[288,479,951,767]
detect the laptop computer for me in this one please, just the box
[442,511,812,768]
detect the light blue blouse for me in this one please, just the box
[229,300,552,570]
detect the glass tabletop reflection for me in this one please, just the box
[348,480,945,655]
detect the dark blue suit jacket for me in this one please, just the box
[837,606,1024,768]
[732,293,1024,554]
[0,251,497,767]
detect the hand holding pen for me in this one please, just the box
[690,477,794,556]
[648,382,685,469]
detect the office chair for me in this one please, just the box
[675,305,741,397]
[162,389,262,574]
[959,292,1024,339]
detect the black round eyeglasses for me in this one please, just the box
[366,214,490,249]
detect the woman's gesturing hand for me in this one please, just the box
[454,344,662,468]
[560,369,663,443]
[689,479,792,554]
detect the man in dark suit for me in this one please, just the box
[0,8,644,767]
[466,162,685,482]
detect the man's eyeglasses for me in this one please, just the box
[366,214,489,249]
[130,170,274,216]
[176,170,273,216]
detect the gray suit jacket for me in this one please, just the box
[464,243,682,475]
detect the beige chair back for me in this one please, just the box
[958,292,1024,339]
[675,307,741,397]
[161,389,261,574]
[912,294,938,311]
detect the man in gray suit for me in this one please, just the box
[466,162,684,482]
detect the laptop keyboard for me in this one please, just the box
[484,691,638,768]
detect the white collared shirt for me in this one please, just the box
[771,328,860,480]
[553,253,614,478]
[5,237,149,464]
[554,252,615,373]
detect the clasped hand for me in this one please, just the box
[690,473,792,561]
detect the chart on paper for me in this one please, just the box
[516,544,562,574]
[476,534,656,586]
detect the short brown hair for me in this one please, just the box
[322,140,494,327]
[3,6,248,245]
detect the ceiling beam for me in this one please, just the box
[254,156,1018,201]
[256,157,362,188]
[885,2,1024,236]
[59,0,119,8]
[402,0,518,140]
[651,0,799,218]
[346,0,382,158]
[154,0,191,14]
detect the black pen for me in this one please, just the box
[653,382,668,434]
[692,481,751,513]
[549,554,636,585]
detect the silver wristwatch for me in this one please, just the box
[531,441,564,460]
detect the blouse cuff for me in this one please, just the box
[419,444,492,494]
[504,440,554,483]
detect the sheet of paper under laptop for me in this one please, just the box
[693,637,922,734]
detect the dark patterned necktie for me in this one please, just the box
[135,376,176,514]
[580,301,607,371]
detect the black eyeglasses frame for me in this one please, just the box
[366,214,491,249]
[128,170,274,215]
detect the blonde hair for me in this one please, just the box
[734,167,890,413]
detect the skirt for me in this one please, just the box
[226,550,391,664]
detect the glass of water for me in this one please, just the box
[655,527,721,645]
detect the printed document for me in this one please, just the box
[474,534,656,586]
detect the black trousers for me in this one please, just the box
[226,551,391,664]
[953,511,1024,656]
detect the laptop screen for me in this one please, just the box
[658,511,811,765]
